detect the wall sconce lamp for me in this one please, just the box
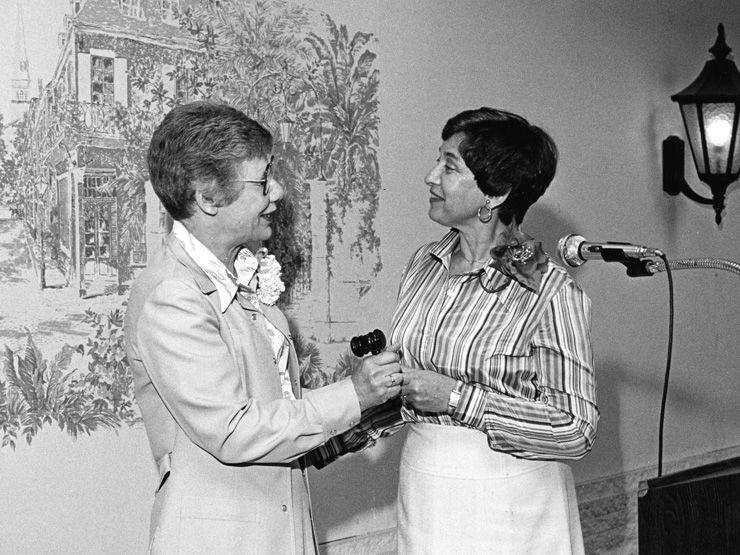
[663,24,740,225]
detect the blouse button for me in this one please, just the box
[252,314,257,321]
[281,504,288,512]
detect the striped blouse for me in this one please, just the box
[306,229,598,466]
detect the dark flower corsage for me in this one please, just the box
[488,226,549,292]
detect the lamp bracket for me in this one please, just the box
[662,135,714,205]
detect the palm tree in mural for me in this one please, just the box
[304,14,381,275]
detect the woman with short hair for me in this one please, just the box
[315,107,598,554]
[125,101,403,554]
[391,107,598,553]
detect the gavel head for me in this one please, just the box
[350,329,387,357]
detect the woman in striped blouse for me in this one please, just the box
[391,107,598,553]
[309,107,598,554]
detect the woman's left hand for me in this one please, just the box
[400,369,457,413]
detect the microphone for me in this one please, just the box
[558,234,661,268]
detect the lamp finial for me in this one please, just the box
[709,23,731,60]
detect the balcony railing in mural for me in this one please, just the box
[77,102,122,137]
[33,100,123,154]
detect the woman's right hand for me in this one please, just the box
[350,344,403,411]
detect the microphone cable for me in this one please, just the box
[656,250,674,478]
[647,255,740,477]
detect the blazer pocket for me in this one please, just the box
[177,496,264,555]
[180,495,261,522]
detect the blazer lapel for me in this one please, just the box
[261,304,290,338]
[166,234,295,400]
[262,304,302,399]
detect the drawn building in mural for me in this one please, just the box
[1,0,381,454]
[17,0,199,297]
[11,0,381,341]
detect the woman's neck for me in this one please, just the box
[179,217,244,272]
[455,220,514,264]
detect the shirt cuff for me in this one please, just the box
[303,377,361,440]
[450,382,487,429]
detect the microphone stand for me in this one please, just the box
[646,256,740,277]
[632,255,740,477]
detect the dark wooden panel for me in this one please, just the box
[638,457,740,554]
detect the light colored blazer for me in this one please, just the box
[124,234,360,554]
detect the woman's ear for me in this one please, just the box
[485,191,509,210]
[194,182,219,216]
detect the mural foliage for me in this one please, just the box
[0,0,379,448]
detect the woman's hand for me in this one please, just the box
[400,369,457,413]
[351,345,403,411]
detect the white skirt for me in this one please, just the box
[397,423,584,555]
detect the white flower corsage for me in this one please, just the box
[234,247,285,306]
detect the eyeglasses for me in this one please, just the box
[234,155,274,196]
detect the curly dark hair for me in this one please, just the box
[442,107,557,225]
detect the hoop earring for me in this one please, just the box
[477,201,494,223]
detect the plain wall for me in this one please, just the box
[2,1,739,551]
[309,0,740,544]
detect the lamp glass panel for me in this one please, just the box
[680,103,705,174]
[731,104,740,174]
[702,103,735,174]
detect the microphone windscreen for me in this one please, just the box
[558,234,586,268]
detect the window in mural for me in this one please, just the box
[82,175,115,273]
[84,204,112,262]
[119,0,144,19]
[82,174,114,198]
[91,56,114,105]
[161,0,180,25]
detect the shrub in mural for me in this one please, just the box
[0,306,348,448]
[0,305,146,449]
[1,332,116,449]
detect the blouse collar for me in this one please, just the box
[429,227,549,294]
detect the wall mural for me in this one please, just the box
[0,0,380,449]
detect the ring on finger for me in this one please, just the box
[389,374,396,386]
